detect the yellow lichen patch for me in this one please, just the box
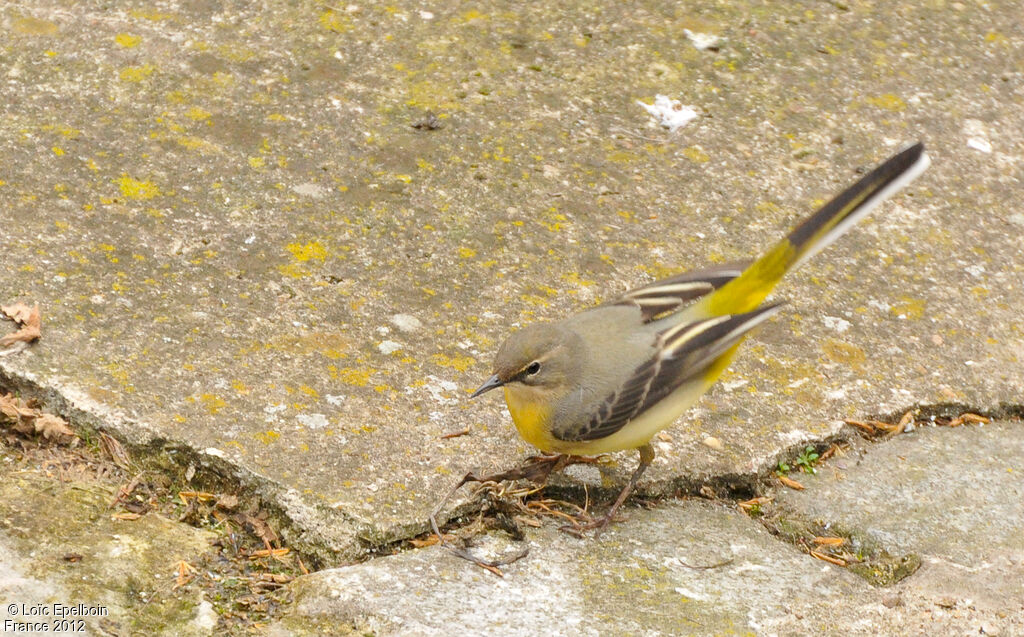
[278,263,308,279]
[12,16,59,35]
[821,339,866,371]
[115,33,141,48]
[186,106,211,121]
[458,247,476,258]
[117,175,161,200]
[254,430,280,444]
[864,94,906,112]
[984,31,1008,45]
[890,297,926,320]
[231,380,249,395]
[199,393,227,415]
[683,146,711,163]
[129,9,172,20]
[319,9,353,32]
[454,9,488,22]
[119,64,155,82]
[286,241,327,262]
[51,146,64,156]
[258,332,350,360]
[329,366,374,387]
[248,156,266,168]
[174,135,218,153]
[210,71,234,87]
[431,353,476,372]
[298,384,320,398]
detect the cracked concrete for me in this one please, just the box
[278,422,1023,636]
[1,0,1022,633]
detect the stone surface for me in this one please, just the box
[283,500,875,636]
[2,0,1023,558]
[774,420,1024,611]
[0,0,1022,632]
[280,423,1024,635]
[0,465,219,635]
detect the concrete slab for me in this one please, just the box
[773,420,1024,612]
[0,468,218,635]
[1,0,1022,564]
[277,494,1023,636]
[280,501,874,636]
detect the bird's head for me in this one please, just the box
[470,323,583,398]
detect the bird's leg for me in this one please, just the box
[563,443,654,538]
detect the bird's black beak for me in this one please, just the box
[470,374,503,398]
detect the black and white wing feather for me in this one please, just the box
[607,262,749,323]
[561,303,784,443]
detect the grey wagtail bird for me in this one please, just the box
[469,142,930,535]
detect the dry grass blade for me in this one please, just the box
[249,548,290,560]
[960,413,989,424]
[845,419,877,434]
[809,550,847,566]
[813,536,846,547]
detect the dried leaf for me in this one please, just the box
[99,432,131,468]
[778,475,805,490]
[216,494,240,510]
[173,560,197,589]
[813,536,846,547]
[0,393,20,420]
[238,512,280,548]
[818,443,843,462]
[2,303,36,324]
[260,573,294,584]
[36,414,74,441]
[0,302,42,347]
[409,535,442,548]
[0,393,77,444]
[179,491,216,502]
[737,496,772,510]
[112,512,142,521]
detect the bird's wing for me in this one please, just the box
[559,303,783,443]
[606,262,750,323]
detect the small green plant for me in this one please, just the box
[776,460,791,475]
[795,446,820,474]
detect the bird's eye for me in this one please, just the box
[526,361,541,375]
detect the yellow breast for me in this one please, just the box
[503,385,556,452]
